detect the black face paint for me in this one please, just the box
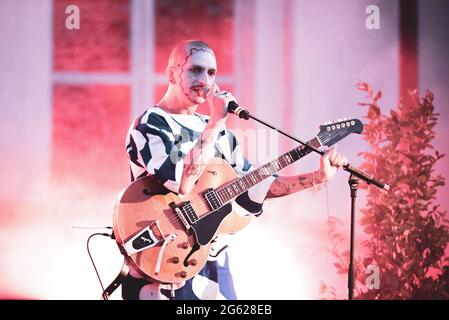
[178,47,215,101]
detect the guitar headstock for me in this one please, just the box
[317,118,363,147]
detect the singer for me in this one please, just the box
[121,40,348,300]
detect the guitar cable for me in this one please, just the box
[85,228,114,300]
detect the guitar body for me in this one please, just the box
[113,158,252,284]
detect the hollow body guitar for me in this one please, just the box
[113,119,363,284]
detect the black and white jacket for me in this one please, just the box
[125,106,275,257]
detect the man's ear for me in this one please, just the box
[166,66,176,84]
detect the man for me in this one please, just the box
[123,40,347,300]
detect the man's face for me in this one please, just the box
[176,49,217,105]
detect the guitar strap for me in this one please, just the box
[102,257,130,300]
[102,164,134,300]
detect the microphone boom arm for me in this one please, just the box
[235,108,389,191]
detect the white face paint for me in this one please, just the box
[178,49,217,105]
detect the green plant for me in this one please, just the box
[325,83,449,299]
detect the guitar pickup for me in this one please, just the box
[203,188,222,211]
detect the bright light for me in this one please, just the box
[229,219,318,299]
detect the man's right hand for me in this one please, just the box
[207,84,236,124]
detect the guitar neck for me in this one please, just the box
[215,137,322,204]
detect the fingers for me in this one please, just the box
[210,83,236,102]
[206,83,218,99]
[216,91,228,97]
[208,84,233,99]
[215,90,237,104]
[324,146,348,167]
[323,145,336,161]
[328,148,337,163]
[207,86,237,121]
[332,154,348,167]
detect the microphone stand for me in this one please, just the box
[237,110,389,300]
[348,174,359,300]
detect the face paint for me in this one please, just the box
[177,48,217,105]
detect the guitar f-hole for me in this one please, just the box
[143,188,155,196]
[183,243,200,267]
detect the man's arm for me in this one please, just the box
[179,118,225,195]
[179,87,234,195]
[266,171,325,199]
[266,146,348,199]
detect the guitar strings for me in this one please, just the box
[172,128,344,211]
[157,128,346,226]
[149,128,347,227]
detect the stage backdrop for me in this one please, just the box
[0,0,448,299]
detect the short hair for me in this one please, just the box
[166,40,215,70]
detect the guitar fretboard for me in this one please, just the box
[215,137,322,204]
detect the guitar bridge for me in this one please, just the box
[171,201,200,229]
[170,202,191,230]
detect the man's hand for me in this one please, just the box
[179,84,236,195]
[265,145,348,199]
[207,84,236,124]
[319,145,348,182]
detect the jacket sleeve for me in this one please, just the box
[125,114,185,193]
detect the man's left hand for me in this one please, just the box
[319,145,348,182]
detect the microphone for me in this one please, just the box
[227,101,250,120]
[343,164,390,192]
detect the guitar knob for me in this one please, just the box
[181,242,189,249]
[179,271,187,278]
[171,257,180,264]
[189,259,198,266]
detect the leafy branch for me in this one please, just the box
[322,83,449,299]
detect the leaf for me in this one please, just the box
[374,90,382,102]
[334,263,343,270]
[358,102,371,107]
[328,83,449,300]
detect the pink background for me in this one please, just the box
[0,0,448,299]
